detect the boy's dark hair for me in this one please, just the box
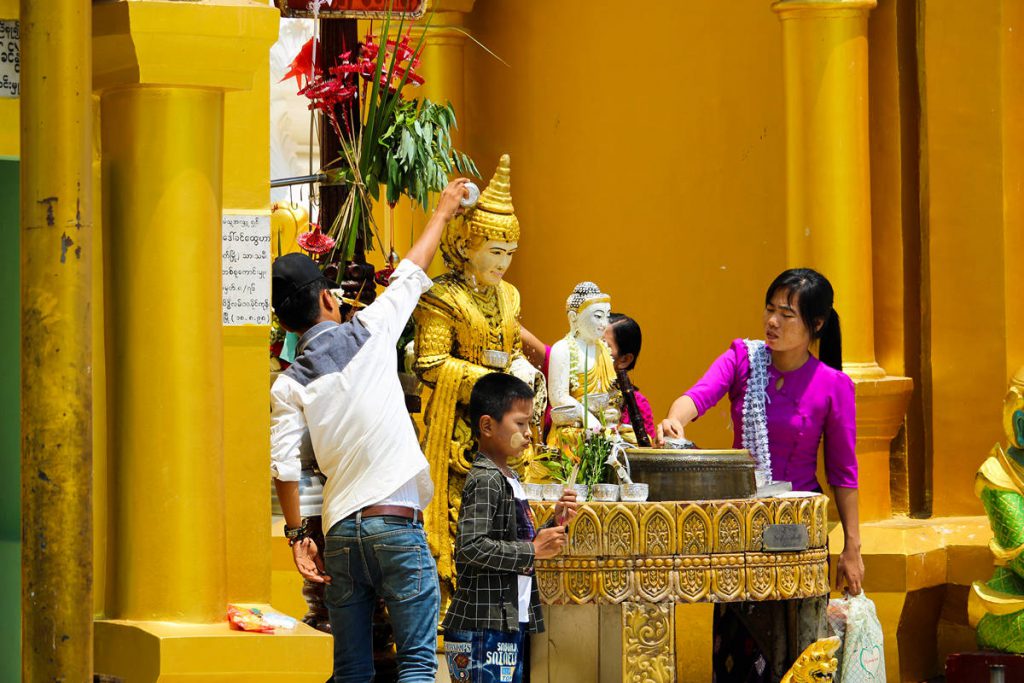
[608,313,642,371]
[274,280,330,331]
[469,372,535,438]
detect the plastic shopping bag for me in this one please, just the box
[827,593,885,683]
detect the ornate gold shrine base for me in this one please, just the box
[529,498,830,682]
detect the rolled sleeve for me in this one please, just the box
[355,259,433,343]
[824,372,858,488]
[270,376,306,482]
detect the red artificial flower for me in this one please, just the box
[281,37,319,89]
[300,77,358,113]
[297,223,336,255]
[354,30,425,94]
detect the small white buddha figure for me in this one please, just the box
[547,282,617,449]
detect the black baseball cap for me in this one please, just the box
[272,253,338,311]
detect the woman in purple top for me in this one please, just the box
[658,268,863,681]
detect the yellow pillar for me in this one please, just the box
[772,0,912,522]
[773,0,880,379]
[19,0,93,679]
[92,2,330,679]
[102,83,228,620]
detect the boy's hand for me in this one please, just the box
[292,537,331,584]
[554,487,579,526]
[435,178,470,222]
[533,527,568,560]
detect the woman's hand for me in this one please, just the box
[656,418,686,446]
[656,396,699,446]
[835,545,864,595]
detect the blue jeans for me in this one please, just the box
[444,628,526,683]
[324,514,440,683]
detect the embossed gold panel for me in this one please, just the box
[605,504,640,557]
[641,504,677,557]
[713,503,745,553]
[531,497,829,606]
[678,504,712,556]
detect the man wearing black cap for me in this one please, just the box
[271,178,469,682]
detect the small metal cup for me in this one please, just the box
[620,482,649,502]
[482,349,510,369]
[591,483,620,502]
[571,484,590,502]
[523,483,544,502]
[542,483,565,502]
[551,404,583,427]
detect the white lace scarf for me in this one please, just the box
[742,339,773,485]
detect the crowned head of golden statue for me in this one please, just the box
[441,154,521,287]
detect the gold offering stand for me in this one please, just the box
[530,493,830,682]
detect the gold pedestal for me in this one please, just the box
[531,498,829,682]
[853,375,914,521]
[95,618,330,683]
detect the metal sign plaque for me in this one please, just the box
[762,524,809,552]
[276,0,427,19]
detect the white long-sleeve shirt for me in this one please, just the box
[270,259,435,533]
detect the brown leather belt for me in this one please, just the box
[359,505,421,522]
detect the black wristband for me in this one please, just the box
[284,518,310,545]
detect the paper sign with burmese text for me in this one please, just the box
[0,21,18,98]
[222,212,272,326]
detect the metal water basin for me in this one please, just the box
[624,448,756,501]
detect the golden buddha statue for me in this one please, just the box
[546,282,618,452]
[413,154,543,598]
[780,636,841,683]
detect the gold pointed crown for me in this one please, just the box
[467,153,520,242]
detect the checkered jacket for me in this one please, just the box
[442,453,550,634]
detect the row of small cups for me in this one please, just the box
[523,482,649,503]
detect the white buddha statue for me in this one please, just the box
[546,282,617,449]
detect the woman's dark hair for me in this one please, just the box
[608,313,642,371]
[765,268,843,371]
[469,372,535,437]
[274,280,330,331]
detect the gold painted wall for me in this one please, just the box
[918,0,1021,517]
[463,0,788,451]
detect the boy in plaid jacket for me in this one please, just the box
[442,373,578,683]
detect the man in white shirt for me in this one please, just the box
[271,179,469,682]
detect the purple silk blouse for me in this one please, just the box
[683,339,858,492]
